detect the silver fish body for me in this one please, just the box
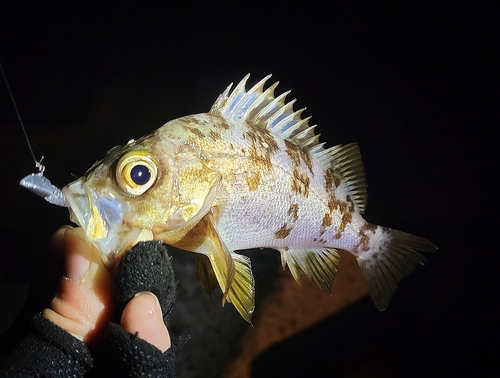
[34,74,436,322]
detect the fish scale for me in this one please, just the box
[21,74,437,323]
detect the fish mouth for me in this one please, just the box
[62,179,142,266]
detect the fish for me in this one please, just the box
[22,74,437,323]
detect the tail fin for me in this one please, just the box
[357,228,437,311]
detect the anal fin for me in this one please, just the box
[279,248,340,293]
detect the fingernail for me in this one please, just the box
[134,292,162,316]
[122,291,170,352]
[64,229,90,281]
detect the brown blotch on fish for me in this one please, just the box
[363,221,378,232]
[284,140,314,174]
[287,203,299,222]
[322,213,332,227]
[355,222,378,252]
[291,168,310,197]
[340,198,355,227]
[183,126,206,139]
[212,115,231,130]
[334,217,352,239]
[245,171,262,191]
[208,130,222,141]
[346,195,354,209]
[299,148,314,174]
[327,197,337,212]
[324,168,341,192]
[275,223,294,239]
[240,123,280,170]
[328,193,354,213]
[284,140,301,168]
[247,145,273,169]
[327,194,355,238]
[245,122,280,155]
[336,207,354,239]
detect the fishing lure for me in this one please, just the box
[1,61,68,207]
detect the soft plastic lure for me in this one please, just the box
[1,61,68,207]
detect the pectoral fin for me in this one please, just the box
[196,250,255,323]
[196,254,218,295]
[181,213,235,299]
[279,248,340,293]
[177,212,255,323]
[203,214,236,300]
[226,252,254,324]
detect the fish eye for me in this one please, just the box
[130,164,151,185]
[115,151,159,196]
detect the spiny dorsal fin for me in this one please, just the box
[209,74,318,148]
[210,75,368,213]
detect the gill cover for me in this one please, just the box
[167,156,221,228]
[115,149,221,230]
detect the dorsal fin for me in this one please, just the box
[210,75,368,212]
[330,143,368,213]
[209,74,318,148]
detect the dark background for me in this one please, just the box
[0,1,497,377]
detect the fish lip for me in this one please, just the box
[62,181,91,233]
[62,180,137,266]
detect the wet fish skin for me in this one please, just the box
[62,74,437,323]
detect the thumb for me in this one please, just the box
[42,227,113,346]
[121,291,171,352]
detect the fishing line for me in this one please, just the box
[0,60,45,173]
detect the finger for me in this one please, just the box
[50,225,75,257]
[120,291,171,352]
[46,225,75,275]
[43,227,113,346]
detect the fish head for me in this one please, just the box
[62,143,160,264]
[62,128,221,265]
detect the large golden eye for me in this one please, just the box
[115,151,159,196]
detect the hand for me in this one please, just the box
[42,227,171,352]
